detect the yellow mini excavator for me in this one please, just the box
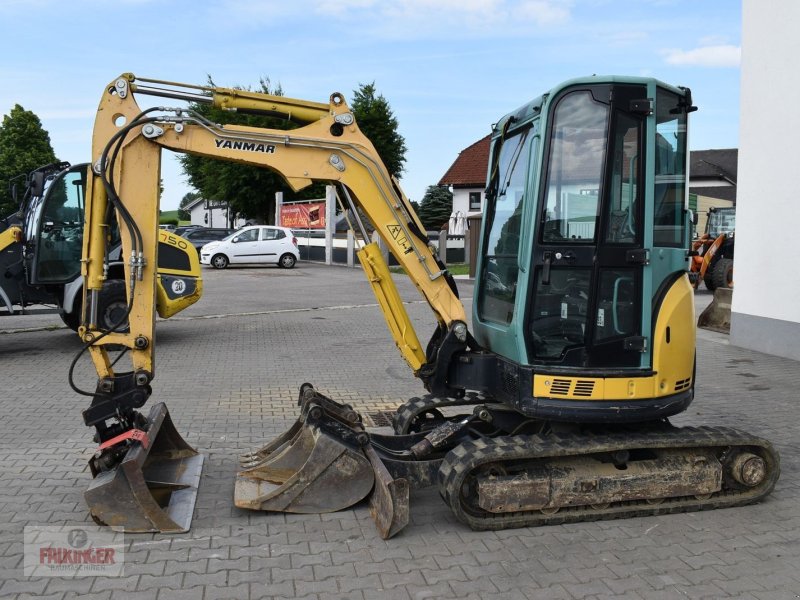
[69,73,778,536]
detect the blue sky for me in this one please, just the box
[0,0,741,210]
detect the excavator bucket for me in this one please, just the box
[235,386,411,538]
[235,423,375,513]
[85,403,204,533]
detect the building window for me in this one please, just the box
[469,191,482,211]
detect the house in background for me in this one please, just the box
[689,148,737,233]
[438,135,491,217]
[439,136,736,236]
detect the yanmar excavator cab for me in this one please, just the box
[75,74,778,537]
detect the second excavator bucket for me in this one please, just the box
[235,385,410,538]
[85,403,204,533]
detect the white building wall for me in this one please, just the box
[730,0,800,359]
[451,188,484,216]
[188,204,234,228]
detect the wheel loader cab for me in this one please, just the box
[472,77,696,422]
[24,164,87,285]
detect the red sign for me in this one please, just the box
[280,202,326,229]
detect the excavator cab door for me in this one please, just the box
[527,84,648,369]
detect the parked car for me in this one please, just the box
[174,224,204,237]
[181,227,234,251]
[200,226,299,269]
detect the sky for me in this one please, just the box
[0,0,741,211]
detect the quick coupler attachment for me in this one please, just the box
[85,403,204,533]
[235,385,411,539]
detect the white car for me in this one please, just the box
[200,226,300,269]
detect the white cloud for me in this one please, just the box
[517,0,572,25]
[662,44,741,68]
[223,0,573,37]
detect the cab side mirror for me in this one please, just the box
[29,172,46,197]
[687,209,698,226]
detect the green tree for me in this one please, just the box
[351,83,407,178]
[417,185,453,230]
[178,77,323,224]
[178,191,200,221]
[0,105,57,216]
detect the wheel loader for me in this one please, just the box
[1,161,202,331]
[689,206,735,290]
[63,73,778,536]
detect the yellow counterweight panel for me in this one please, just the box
[357,242,426,372]
[532,275,696,401]
[154,231,203,319]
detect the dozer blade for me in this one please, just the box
[235,424,374,513]
[365,445,409,539]
[85,403,204,533]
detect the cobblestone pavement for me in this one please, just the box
[1,263,798,599]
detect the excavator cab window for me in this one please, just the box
[477,126,534,325]
[653,88,688,248]
[26,165,87,284]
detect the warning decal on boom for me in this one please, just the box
[387,224,414,255]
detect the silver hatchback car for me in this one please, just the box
[199,226,300,269]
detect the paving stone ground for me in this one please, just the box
[0,263,798,599]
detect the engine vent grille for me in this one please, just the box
[550,379,572,395]
[548,378,596,397]
[675,378,692,392]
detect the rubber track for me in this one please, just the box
[392,393,487,434]
[438,426,780,531]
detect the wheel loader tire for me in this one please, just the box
[60,306,81,332]
[712,257,733,290]
[703,264,717,291]
[96,279,130,332]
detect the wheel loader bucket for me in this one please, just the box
[235,385,411,539]
[698,287,732,333]
[85,403,204,533]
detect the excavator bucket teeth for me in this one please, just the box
[235,424,374,513]
[85,403,204,533]
[239,420,302,468]
[238,383,360,468]
[365,445,409,539]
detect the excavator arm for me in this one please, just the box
[84,74,467,390]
